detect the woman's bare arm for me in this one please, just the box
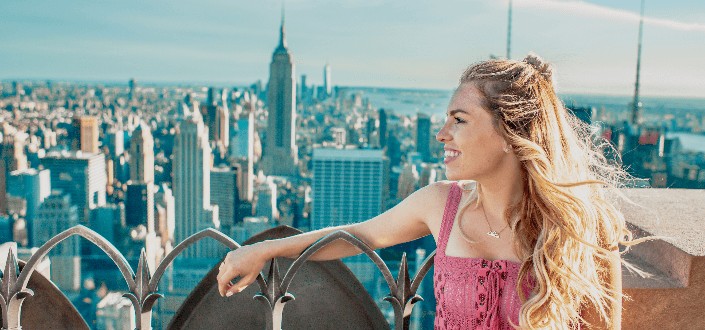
[216,181,450,297]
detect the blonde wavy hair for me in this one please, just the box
[456,53,641,329]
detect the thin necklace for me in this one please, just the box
[457,202,511,242]
[481,204,510,239]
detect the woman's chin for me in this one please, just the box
[444,171,462,181]
[444,170,474,182]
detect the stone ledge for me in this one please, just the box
[621,188,705,257]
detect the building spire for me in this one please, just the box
[278,3,287,49]
[506,0,512,59]
[632,0,645,125]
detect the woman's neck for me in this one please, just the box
[475,157,524,223]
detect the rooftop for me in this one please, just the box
[312,148,385,160]
[43,150,103,160]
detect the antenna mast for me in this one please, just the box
[506,0,513,59]
[632,0,645,125]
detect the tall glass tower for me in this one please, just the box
[172,109,220,259]
[310,148,387,229]
[310,148,388,299]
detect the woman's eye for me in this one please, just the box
[454,117,466,124]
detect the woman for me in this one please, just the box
[217,53,634,329]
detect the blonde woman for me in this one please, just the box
[217,53,633,329]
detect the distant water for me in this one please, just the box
[339,87,453,117]
[666,132,705,153]
[561,94,705,118]
[340,86,705,118]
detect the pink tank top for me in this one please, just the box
[434,182,533,329]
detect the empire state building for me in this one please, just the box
[262,11,298,176]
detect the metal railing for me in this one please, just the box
[0,225,435,330]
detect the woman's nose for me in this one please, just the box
[436,126,450,142]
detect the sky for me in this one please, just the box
[1,0,704,98]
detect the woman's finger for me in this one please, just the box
[225,274,256,297]
[215,264,228,282]
[217,269,239,297]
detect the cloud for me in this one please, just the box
[514,0,705,33]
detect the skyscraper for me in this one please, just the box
[72,116,100,154]
[125,182,155,229]
[416,113,431,162]
[254,179,278,221]
[205,87,220,144]
[215,91,230,149]
[172,110,220,259]
[0,130,28,215]
[230,111,255,202]
[129,122,154,183]
[323,63,332,98]
[0,216,12,243]
[0,129,28,172]
[7,168,51,246]
[331,127,347,147]
[90,203,123,250]
[397,162,419,200]
[40,151,107,225]
[379,109,388,149]
[310,148,388,295]
[310,148,386,230]
[366,116,378,148]
[419,164,439,188]
[230,111,252,160]
[155,183,175,245]
[128,78,137,102]
[210,167,239,235]
[388,131,402,169]
[299,74,308,102]
[34,190,81,291]
[105,128,125,159]
[262,10,298,176]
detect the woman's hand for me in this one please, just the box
[216,243,269,297]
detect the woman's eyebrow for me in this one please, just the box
[446,109,470,116]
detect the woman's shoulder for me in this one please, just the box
[412,180,476,205]
[421,180,454,196]
[408,181,476,233]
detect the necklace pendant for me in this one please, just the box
[487,231,500,239]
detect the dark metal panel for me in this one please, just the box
[169,226,389,330]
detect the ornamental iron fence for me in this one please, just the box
[0,225,435,330]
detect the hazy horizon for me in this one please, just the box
[5,78,705,101]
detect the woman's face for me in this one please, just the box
[436,83,510,181]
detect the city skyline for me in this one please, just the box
[2,0,705,98]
